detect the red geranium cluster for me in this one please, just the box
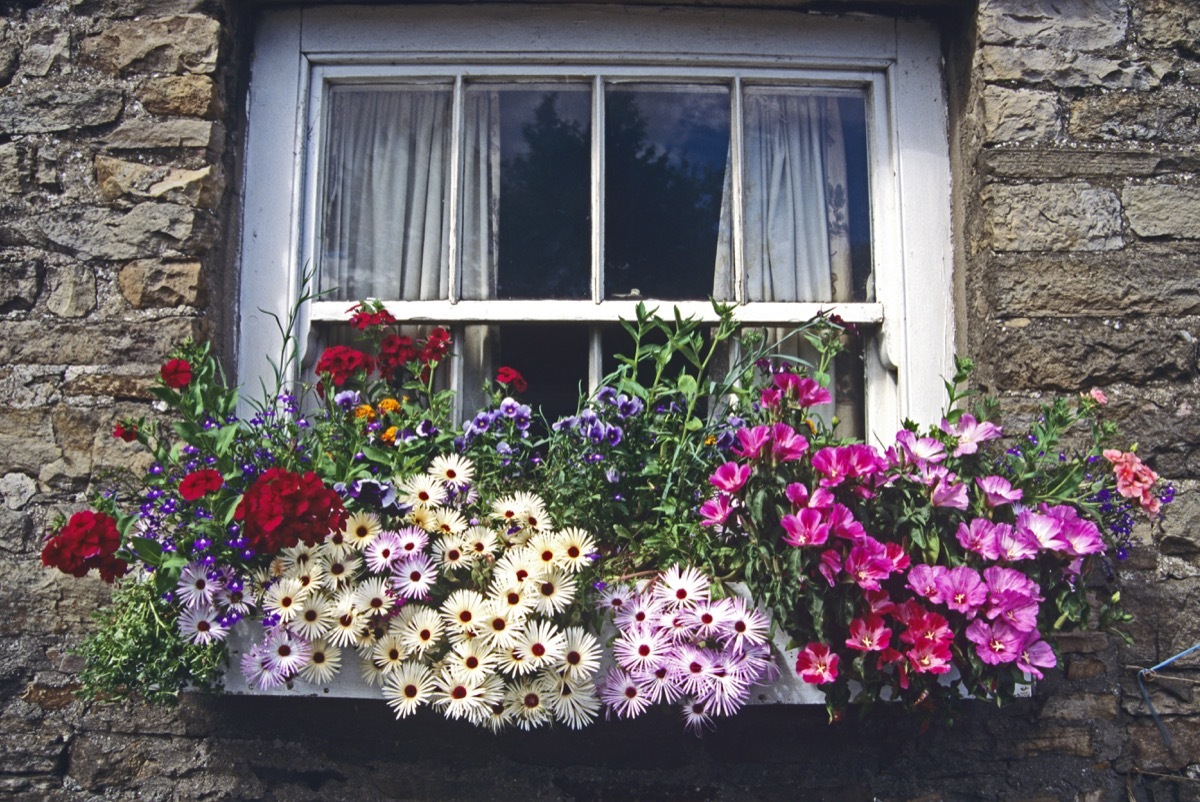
[315,345,372,387]
[348,304,398,330]
[496,366,528,394]
[179,469,224,502]
[234,467,347,555]
[41,510,128,583]
[161,358,192,389]
[113,422,138,443]
[378,334,417,381]
[419,327,451,364]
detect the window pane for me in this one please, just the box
[461,84,592,301]
[742,89,872,303]
[462,324,590,425]
[604,84,731,301]
[319,86,453,301]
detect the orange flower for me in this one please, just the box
[354,404,376,421]
[378,397,401,414]
[381,426,399,444]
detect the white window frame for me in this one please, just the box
[236,4,954,441]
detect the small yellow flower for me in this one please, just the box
[803,418,818,436]
[378,397,401,414]
[354,404,376,421]
[381,425,399,444]
[704,435,717,446]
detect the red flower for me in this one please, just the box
[234,468,347,556]
[41,510,127,583]
[418,327,452,364]
[315,345,372,387]
[348,304,398,330]
[161,359,193,389]
[113,422,138,442]
[377,334,417,380]
[179,469,224,502]
[495,366,528,394]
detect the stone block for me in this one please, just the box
[1123,184,1200,239]
[0,20,17,88]
[78,14,221,75]
[1069,87,1200,145]
[0,732,69,776]
[137,74,222,119]
[102,118,222,151]
[977,0,1127,50]
[0,141,28,193]
[985,183,1123,252]
[45,265,97,319]
[980,148,1170,180]
[1054,632,1112,655]
[982,246,1200,317]
[980,46,1156,90]
[0,408,61,477]
[1021,723,1095,757]
[1128,720,1200,771]
[70,0,219,17]
[62,371,155,401]
[1066,657,1107,681]
[0,87,123,135]
[980,85,1059,143]
[1040,692,1119,721]
[984,317,1196,391]
[37,203,211,261]
[118,259,206,308]
[96,155,222,209]
[1133,0,1200,49]
[20,29,71,78]
[0,507,33,554]
[1,472,36,510]
[0,259,42,312]
[0,317,205,367]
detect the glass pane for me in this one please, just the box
[319,86,453,301]
[742,88,872,303]
[462,324,590,426]
[461,84,591,301]
[604,84,731,301]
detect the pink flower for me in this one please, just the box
[1089,387,1108,406]
[812,445,886,488]
[863,590,896,616]
[699,495,735,528]
[895,429,946,466]
[781,509,831,548]
[733,426,772,460]
[709,462,752,493]
[935,566,987,616]
[940,414,1002,457]
[1104,449,1161,517]
[760,387,783,409]
[770,423,809,462]
[992,522,1039,562]
[774,373,832,408]
[844,537,894,590]
[818,549,842,586]
[931,476,968,510]
[976,475,1023,508]
[1044,505,1105,556]
[785,483,809,508]
[966,619,1022,665]
[796,642,840,684]
[1015,509,1068,553]
[1016,631,1058,679]
[899,608,953,649]
[845,615,892,652]
[906,564,948,604]
[827,504,866,541]
[956,518,1001,561]
[906,640,954,675]
[884,541,911,572]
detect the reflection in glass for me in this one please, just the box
[604,84,731,301]
[462,85,592,301]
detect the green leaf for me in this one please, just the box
[131,536,164,566]
[677,373,698,397]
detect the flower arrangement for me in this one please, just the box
[42,301,1171,728]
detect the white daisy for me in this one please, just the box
[359,655,389,687]
[596,583,635,615]
[491,546,541,589]
[372,633,409,674]
[406,506,435,531]
[532,567,576,616]
[555,528,597,572]
[680,698,714,736]
[262,577,308,623]
[686,598,734,642]
[431,670,491,721]
[528,532,562,571]
[264,628,311,675]
[548,675,601,730]
[496,644,536,677]
[279,543,317,574]
[557,626,602,680]
[505,675,555,731]
[600,666,651,719]
[431,508,469,538]
[480,699,517,733]
[399,606,444,655]
[428,453,475,486]
[392,554,438,600]
[514,619,566,670]
[298,640,342,685]
[394,526,429,557]
[364,531,403,574]
[326,593,363,648]
[446,638,499,683]
[290,593,335,641]
[176,562,221,609]
[177,604,227,645]
[343,511,382,550]
[489,583,536,623]
[477,601,522,650]
[353,577,395,618]
[317,552,361,591]
[320,528,353,560]
[440,589,487,636]
[615,594,663,630]
[633,664,684,705]
[654,564,710,609]
[512,491,552,531]
[722,597,770,651]
[613,625,672,673]
[464,526,498,558]
[432,535,472,571]
[382,661,435,718]
[398,474,444,509]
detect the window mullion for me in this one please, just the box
[591,74,604,305]
[448,74,464,304]
[731,76,746,305]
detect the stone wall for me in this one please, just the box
[0,1,1197,800]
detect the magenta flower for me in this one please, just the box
[895,429,946,466]
[733,425,772,460]
[844,537,894,590]
[827,504,866,541]
[935,566,987,616]
[1044,505,1105,556]
[956,518,1001,560]
[966,619,1022,665]
[785,482,809,508]
[930,476,968,509]
[818,549,842,586]
[709,461,752,493]
[898,607,953,649]
[906,564,948,604]
[699,494,734,528]
[976,475,1023,508]
[774,373,833,408]
[780,508,831,548]
[992,522,1039,562]
[1016,509,1068,553]
[906,640,954,675]
[1016,631,1057,679]
[845,614,892,652]
[796,642,840,684]
[884,542,911,572]
[941,413,1002,457]
[770,423,809,462]
[760,386,783,409]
